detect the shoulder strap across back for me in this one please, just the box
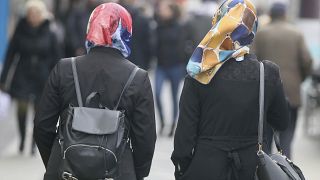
[71,57,139,109]
[114,67,139,110]
[71,57,83,107]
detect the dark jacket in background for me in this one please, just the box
[122,4,152,70]
[0,18,60,101]
[65,7,91,56]
[188,13,212,44]
[155,19,195,67]
[252,20,313,107]
[34,47,156,180]
[172,55,289,180]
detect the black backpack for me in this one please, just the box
[58,57,139,180]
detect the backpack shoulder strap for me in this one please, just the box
[71,57,83,107]
[114,67,139,110]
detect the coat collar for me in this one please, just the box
[88,47,124,59]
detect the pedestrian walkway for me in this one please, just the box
[0,102,44,180]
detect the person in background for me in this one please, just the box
[65,0,102,56]
[154,0,192,137]
[187,0,218,44]
[0,0,60,155]
[34,3,156,180]
[172,0,289,179]
[119,0,153,70]
[253,2,313,158]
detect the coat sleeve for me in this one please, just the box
[49,31,61,69]
[130,71,156,179]
[297,33,313,81]
[171,76,200,177]
[34,62,62,167]
[266,65,289,131]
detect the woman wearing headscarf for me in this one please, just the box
[0,0,60,155]
[34,3,156,180]
[171,0,289,179]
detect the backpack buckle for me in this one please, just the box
[62,172,78,180]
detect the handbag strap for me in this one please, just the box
[258,62,265,151]
[257,62,284,153]
[71,57,83,107]
[114,67,139,110]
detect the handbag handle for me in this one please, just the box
[258,62,265,152]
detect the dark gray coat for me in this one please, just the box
[34,47,156,180]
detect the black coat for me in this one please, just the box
[65,7,90,56]
[188,14,212,44]
[123,4,152,70]
[0,18,59,101]
[171,55,289,180]
[34,47,156,180]
[155,19,195,68]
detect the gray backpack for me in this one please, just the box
[59,57,139,180]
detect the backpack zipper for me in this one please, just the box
[63,144,117,162]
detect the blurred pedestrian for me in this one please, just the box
[172,0,289,179]
[253,2,313,158]
[0,0,60,155]
[65,0,101,56]
[34,3,156,180]
[120,0,153,70]
[187,0,218,44]
[155,0,192,137]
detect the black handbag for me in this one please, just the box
[255,62,305,180]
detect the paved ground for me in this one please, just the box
[0,74,320,180]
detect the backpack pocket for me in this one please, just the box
[59,107,126,179]
[63,143,118,179]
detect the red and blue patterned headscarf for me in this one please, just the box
[86,3,132,58]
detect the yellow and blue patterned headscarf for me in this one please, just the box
[187,0,258,84]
